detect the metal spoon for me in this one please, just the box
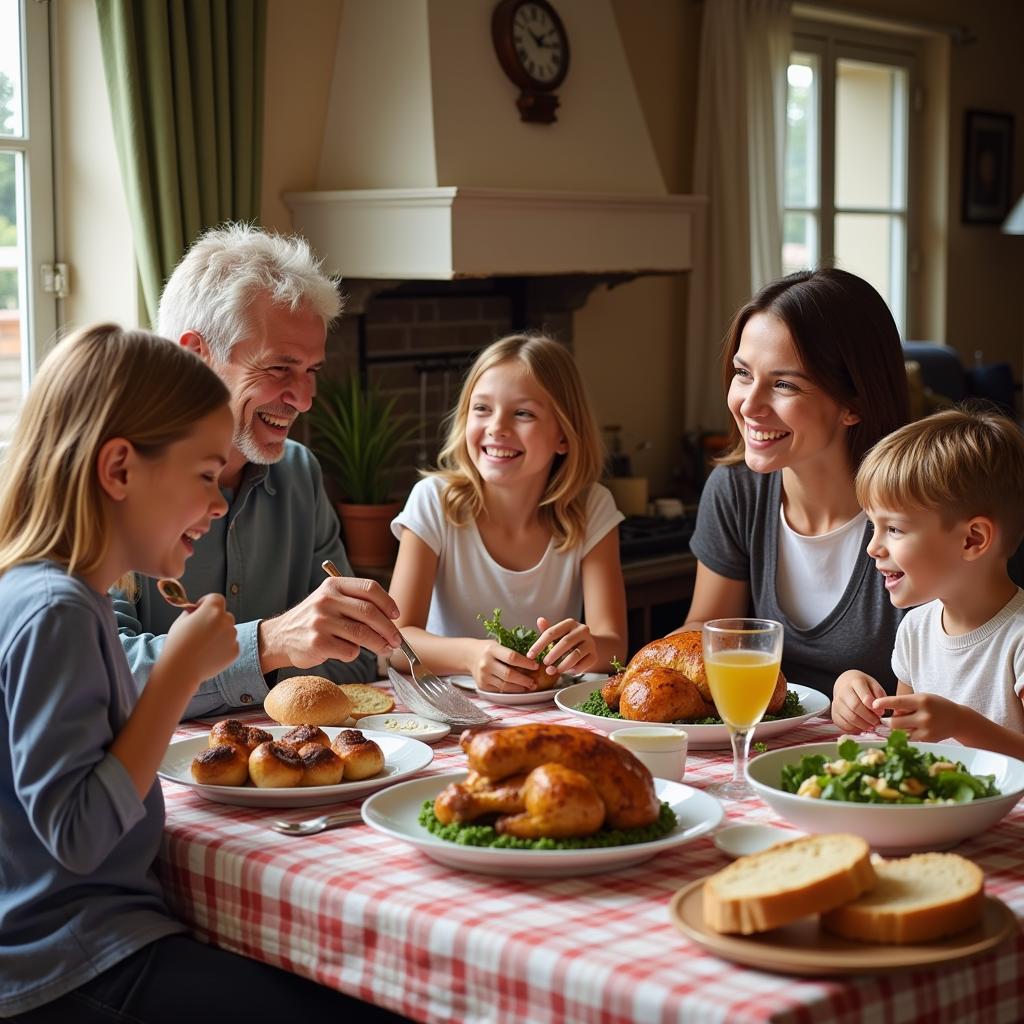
[271,809,363,836]
[157,578,196,610]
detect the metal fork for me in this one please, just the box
[387,665,494,728]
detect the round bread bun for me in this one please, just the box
[338,683,395,719]
[191,743,249,786]
[331,729,385,780]
[264,676,352,726]
[280,724,330,750]
[298,745,345,787]
[248,741,304,788]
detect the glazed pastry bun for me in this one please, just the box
[298,744,345,786]
[209,719,272,754]
[331,729,385,780]
[264,676,352,726]
[248,741,304,788]
[191,743,249,786]
[280,724,330,750]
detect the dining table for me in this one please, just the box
[157,684,1024,1024]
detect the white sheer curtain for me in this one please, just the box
[685,0,791,431]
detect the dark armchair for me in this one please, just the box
[902,341,1016,418]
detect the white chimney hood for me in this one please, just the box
[284,0,703,281]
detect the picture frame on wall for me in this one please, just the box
[962,110,1014,224]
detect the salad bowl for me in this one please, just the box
[746,734,1024,854]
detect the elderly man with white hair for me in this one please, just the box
[113,224,401,720]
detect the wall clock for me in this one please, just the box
[492,0,570,124]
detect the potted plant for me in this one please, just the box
[307,374,415,567]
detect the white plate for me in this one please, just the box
[713,823,804,859]
[554,681,830,750]
[356,714,451,743]
[361,771,724,877]
[447,672,608,692]
[158,727,434,808]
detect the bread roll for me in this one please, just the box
[264,676,352,726]
[822,853,985,944]
[280,724,330,750]
[298,744,345,787]
[191,743,249,786]
[209,719,272,754]
[703,833,876,934]
[248,741,304,788]
[331,729,385,780]
[338,683,395,718]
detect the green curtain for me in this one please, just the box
[95,0,267,327]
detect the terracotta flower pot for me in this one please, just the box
[335,501,401,568]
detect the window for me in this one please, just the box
[784,24,917,335]
[0,0,56,441]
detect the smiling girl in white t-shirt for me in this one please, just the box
[389,334,626,693]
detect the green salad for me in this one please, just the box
[418,799,678,850]
[781,730,1001,804]
[576,687,805,726]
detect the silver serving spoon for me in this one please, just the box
[271,809,363,836]
[157,578,196,610]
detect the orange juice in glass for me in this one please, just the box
[702,619,783,800]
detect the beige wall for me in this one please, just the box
[258,0,1024,495]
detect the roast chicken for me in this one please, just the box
[601,631,787,722]
[433,723,659,838]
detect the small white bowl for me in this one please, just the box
[610,726,688,780]
[746,740,1024,854]
[355,713,450,744]
[713,823,804,859]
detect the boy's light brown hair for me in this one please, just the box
[856,407,1024,554]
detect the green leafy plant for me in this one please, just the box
[307,375,415,505]
[479,608,552,663]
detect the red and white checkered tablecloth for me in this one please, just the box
[157,690,1024,1024]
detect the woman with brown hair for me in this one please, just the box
[678,268,910,697]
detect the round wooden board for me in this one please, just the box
[668,879,1019,976]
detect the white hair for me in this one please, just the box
[157,222,343,361]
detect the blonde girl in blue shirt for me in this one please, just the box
[389,333,627,693]
[0,325,403,1023]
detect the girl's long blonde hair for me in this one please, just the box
[0,323,229,579]
[432,334,603,551]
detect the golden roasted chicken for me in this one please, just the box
[434,723,659,838]
[602,631,787,722]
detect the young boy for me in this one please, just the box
[832,407,1024,758]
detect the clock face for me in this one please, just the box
[511,1,566,86]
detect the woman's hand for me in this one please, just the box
[473,640,544,693]
[527,616,598,675]
[164,593,239,689]
[831,669,886,734]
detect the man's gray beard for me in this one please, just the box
[234,423,285,466]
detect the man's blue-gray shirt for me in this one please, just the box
[112,440,376,719]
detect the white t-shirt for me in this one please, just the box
[391,476,624,639]
[892,588,1024,737]
[775,507,868,630]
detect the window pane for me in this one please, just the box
[782,210,818,275]
[0,149,23,440]
[835,211,905,331]
[0,0,24,138]
[785,56,819,207]
[835,59,908,210]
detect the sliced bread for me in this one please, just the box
[703,833,875,935]
[821,852,984,944]
[339,683,395,719]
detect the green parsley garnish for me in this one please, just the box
[479,608,551,663]
[576,687,805,726]
[419,799,678,849]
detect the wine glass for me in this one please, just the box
[702,618,784,801]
